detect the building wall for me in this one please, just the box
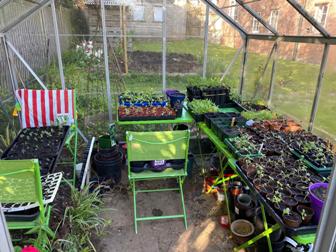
[86,1,187,39]
[217,0,336,68]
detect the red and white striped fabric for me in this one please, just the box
[16,89,75,128]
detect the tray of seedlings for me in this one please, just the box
[187,99,219,122]
[186,84,231,107]
[286,131,334,177]
[205,112,246,140]
[1,126,69,175]
[224,131,263,159]
[118,106,177,121]
[236,154,328,236]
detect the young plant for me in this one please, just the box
[188,99,219,114]
[0,124,17,154]
[283,207,291,216]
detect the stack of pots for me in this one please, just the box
[94,135,122,184]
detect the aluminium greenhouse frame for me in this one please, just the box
[0,0,336,251]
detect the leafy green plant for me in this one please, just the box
[241,110,277,121]
[188,99,219,114]
[0,124,17,154]
[55,182,111,252]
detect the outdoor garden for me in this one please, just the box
[0,0,336,252]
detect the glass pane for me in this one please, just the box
[313,45,336,141]
[270,42,324,129]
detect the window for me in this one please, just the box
[228,0,238,20]
[153,6,163,22]
[269,10,279,30]
[252,12,261,33]
[314,3,328,27]
[133,5,145,21]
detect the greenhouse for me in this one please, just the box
[0,0,335,251]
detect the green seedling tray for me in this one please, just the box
[224,138,262,159]
[291,149,332,177]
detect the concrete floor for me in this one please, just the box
[94,168,235,252]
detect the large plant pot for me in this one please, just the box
[309,182,328,224]
[231,219,255,245]
[94,149,123,183]
[168,92,185,108]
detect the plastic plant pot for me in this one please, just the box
[230,219,255,245]
[309,182,328,224]
[98,135,112,149]
[165,89,179,96]
[168,92,186,108]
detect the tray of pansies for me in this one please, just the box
[118,106,177,121]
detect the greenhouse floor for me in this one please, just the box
[94,168,235,252]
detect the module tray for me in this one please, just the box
[1,126,69,174]
[234,161,318,236]
[224,138,262,159]
[291,149,332,177]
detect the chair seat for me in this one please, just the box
[130,168,187,180]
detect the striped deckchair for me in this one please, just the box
[15,89,78,183]
[16,89,75,128]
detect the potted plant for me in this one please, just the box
[230,219,255,245]
[188,99,219,122]
[297,205,314,225]
[282,208,302,228]
[309,182,328,223]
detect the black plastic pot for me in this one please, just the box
[94,150,122,183]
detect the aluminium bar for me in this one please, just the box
[202,5,210,79]
[235,0,278,35]
[267,42,278,106]
[248,34,336,45]
[239,37,249,96]
[313,162,336,252]
[0,0,50,33]
[51,0,65,89]
[6,40,47,89]
[100,0,113,122]
[0,204,14,252]
[287,0,330,38]
[308,44,329,131]
[200,0,247,37]
[220,44,244,82]
[2,36,17,93]
[162,0,167,90]
[259,42,276,79]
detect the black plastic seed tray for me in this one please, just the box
[1,126,69,174]
[234,161,318,236]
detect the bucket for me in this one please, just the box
[98,135,112,149]
[309,182,328,224]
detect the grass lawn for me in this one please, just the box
[132,38,336,140]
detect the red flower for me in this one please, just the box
[22,246,39,252]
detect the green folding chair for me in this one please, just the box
[126,130,190,233]
[0,159,50,232]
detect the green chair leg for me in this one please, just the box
[132,179,138,234]
[178,177,188,229]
